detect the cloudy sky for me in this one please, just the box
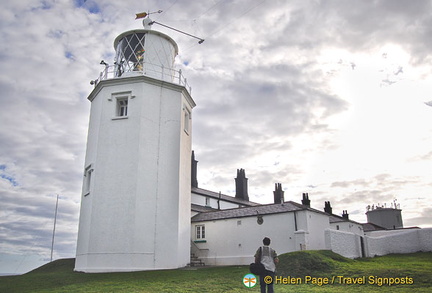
[1,0,432,274]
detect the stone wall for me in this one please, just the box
[325,229,362,258]
[325,228,432,259]
[365,228,432,257]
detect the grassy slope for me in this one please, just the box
[0,251,431,293]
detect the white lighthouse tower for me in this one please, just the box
[75,17,195,272]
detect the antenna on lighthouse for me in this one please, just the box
[136,11,205,44]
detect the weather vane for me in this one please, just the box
[135,10,205,44]
[135,10,162,19]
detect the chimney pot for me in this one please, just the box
[301,192,311,207]
[235,168,249,201]
[273,183,284,204]
[324,201,333,214]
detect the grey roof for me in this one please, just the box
[191,204,217,213]
[191,201,305,222]
[361,222,387,232]
[192,187,260,207]
[329,215,362,225]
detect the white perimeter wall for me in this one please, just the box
[325,228,432,259]
[365,228,432,257]
[325,229,362,259]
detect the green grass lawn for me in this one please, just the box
[1,251,431,292]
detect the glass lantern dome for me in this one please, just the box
[113,26,179,82]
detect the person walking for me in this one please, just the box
[254,237,279,293]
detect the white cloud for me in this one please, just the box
[1,0,432,273]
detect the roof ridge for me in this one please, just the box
[192,186,260,206]
[191,201,304,222]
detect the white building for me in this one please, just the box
[190,177,364,265]
[75,18,195,273]
[75,19,431,273]
[190,169,431,263]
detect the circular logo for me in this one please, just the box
[243,273,257,288]
[264,275,273,284]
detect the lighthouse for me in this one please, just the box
[75,17,195,272]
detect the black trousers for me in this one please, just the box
[259,269,275,293]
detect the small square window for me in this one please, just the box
[110,91,132,120]
[117,98,128,117]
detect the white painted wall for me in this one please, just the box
[330,221,364,236]
[75,75,194,272]
[298,210,331,250]
[190,209,432,265]
[325,229,362,259]
[191,209,336,266]
[418,228,432,252]
[192,213,300,266]
[325,227,432,259]
[365,228,432,257]
[143,32,177,82]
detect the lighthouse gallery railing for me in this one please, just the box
[95,63,192,94]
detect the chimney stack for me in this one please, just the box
[235,169,249,201]
[324,201,332,214]
[273,183,284,204]
[342,210,349,219]
[301,193,310,207]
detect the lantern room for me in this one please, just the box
[113,19,179,82]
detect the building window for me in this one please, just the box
[205,197,210,207]
[117,98,128,117]
[336,225,340,230]
[110,91,133,119]
[196,225,205,240]
[83,164,93,196]
[183,106,191,134]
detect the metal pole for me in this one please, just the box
[149,21,205,43]
[50,194,59,262]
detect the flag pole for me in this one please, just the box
[50,194,59,262]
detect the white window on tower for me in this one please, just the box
[110,91,133,119]
[117,98,128,117]
[83,164,93,196]
[196,225,205,240]
[183,106,191,134]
